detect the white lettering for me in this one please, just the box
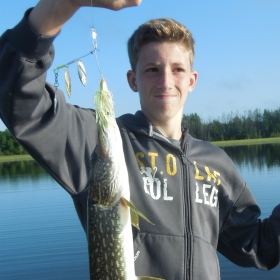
[195,182,203,203]
[150,179,161,200]
[195,183,219,208]
[141,165,174,201]
[163,179,173,201]
[143,177,151,194]
[134,251,140,261]
[210,186,219,208]
[203,184,211,205]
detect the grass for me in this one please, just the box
[0,137,280,162]
[212,137,280,147]
[0,154,33,163]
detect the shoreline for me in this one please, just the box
[0,154,33,163]
[212,137,280,147]
[1,137,280,162]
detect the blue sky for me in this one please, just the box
[0,0,280,131]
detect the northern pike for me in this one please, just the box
[87,78,163,280]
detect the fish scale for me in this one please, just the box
[88,202,127,280]
[87,78,164,280]
[89,148,121,207]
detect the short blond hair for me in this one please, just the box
[127,18,195,71]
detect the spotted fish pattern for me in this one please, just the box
[87,79,164,280]
[88,201,126,279]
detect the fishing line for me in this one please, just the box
[91,27,103,78]
[91,0,103,78]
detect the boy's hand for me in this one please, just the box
[29,0,142,35]
[69,0,142,10]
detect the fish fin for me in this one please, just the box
[121,197,155,229]
[136,277,165,280]
[130,205,140,230]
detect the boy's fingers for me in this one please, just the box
[84,0,142,10]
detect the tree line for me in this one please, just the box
[0,108,279,155]
[0,160,47,178]
[183,108,280,141]
[0,130,27,155]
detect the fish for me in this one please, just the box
[64,67,71,97]
[78,60,87,86]
[87,78,164,280]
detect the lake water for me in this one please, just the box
[0,144,280,280]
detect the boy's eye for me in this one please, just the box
[173,68,185,72]
[147,68,158,72]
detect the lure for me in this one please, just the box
[53,26,100,100]
[91,27,103,77]
[64,67,71,98]
[77,60,87,86]
[91,28,98,50]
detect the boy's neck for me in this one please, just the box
[140,110,183,140]
[142,111,182,140]
[152,120,182,140]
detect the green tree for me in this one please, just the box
[0,129,27,155]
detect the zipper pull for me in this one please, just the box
[181,153,188,165]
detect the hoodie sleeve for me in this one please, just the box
[0,9,98,195]
[218,179,280,270]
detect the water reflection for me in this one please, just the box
[0,159,89,280]
[222,144,280,169]
[0,144,280,280]
[0,160,47,179]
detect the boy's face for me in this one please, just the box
[127,42,197,126]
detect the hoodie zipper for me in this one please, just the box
[152,130,192,279]
[180,152,192,280]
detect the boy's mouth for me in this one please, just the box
[154,94,177,100]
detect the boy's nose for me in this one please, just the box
[157,70,173,90]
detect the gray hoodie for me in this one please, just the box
[1,9,280,280]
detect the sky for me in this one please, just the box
[0,0,280,131]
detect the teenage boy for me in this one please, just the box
[1,0,280,279]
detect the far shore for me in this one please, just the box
[211,137,280,147]
[1,137,280,163]
[0,154,33,163]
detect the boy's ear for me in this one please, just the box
[188,70,198,92]
[127,70,138,92]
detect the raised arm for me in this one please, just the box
[29,0,142,35]
[0,0,141,197]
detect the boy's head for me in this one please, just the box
[127,18,195,72]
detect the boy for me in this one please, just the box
[1,0,280,279]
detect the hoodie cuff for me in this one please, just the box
[7,8,60,61]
